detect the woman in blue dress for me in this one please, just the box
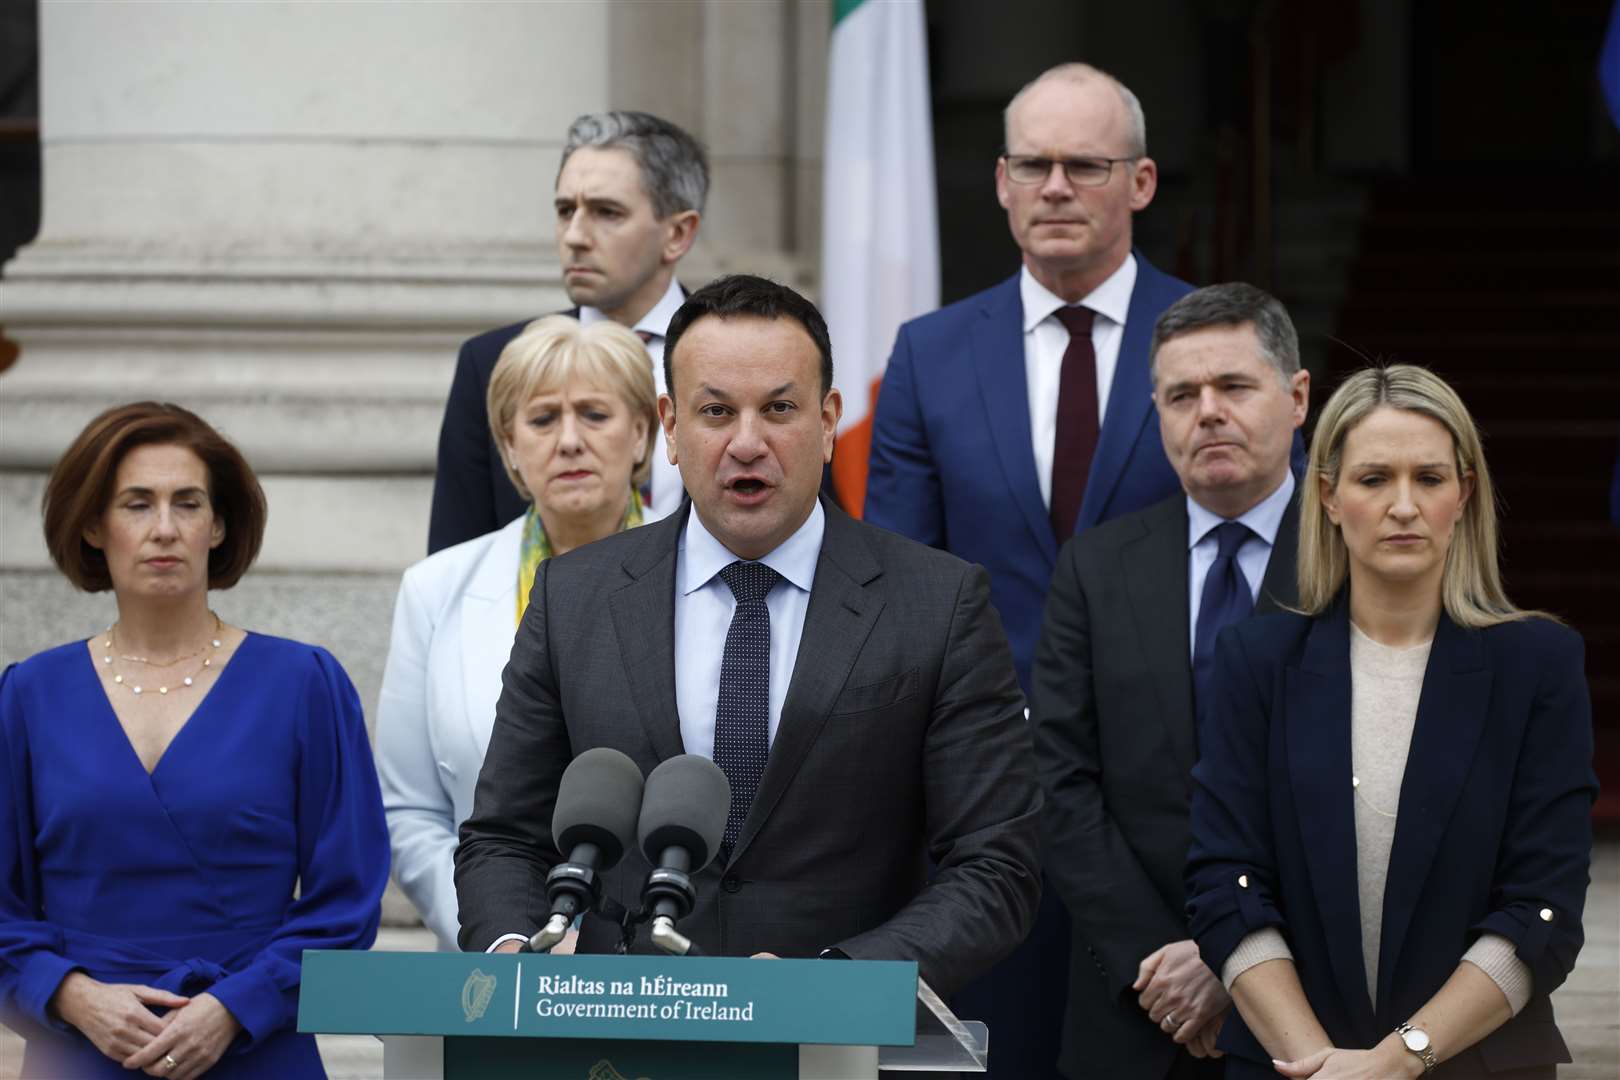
[0,402,390,1078]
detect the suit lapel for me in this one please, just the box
[728,505,884,865]
[607,511,686,762]
[1256,492,1302,614]
[460,521,522,759]
[1286,603,1376,1028]
[971,276,1059,565]
[1375,616,1490,1018]
[1120,496,1196,772]
[1077,254,1163,532]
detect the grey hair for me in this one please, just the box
[1004,63,1147,158]
[559,110,710,218]
[1149,282,1300,383]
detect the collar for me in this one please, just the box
[578,276,685,340]
[1019,253,1137,334]
[1186,469,1296,551]
[680,499,825,597]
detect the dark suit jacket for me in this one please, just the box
[1032,491,1300,1079]
[428,313,577,554]
[1187,602,1596,1079]
[865,254,1194,692]
[453,498,1044,997]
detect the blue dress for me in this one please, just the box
[0,633,391,1077]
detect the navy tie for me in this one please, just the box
[715,560,780,858]
[1193,522,1255,725]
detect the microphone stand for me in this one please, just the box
[641,846,702,956]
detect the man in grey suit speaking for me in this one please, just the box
[455,275,1042,997]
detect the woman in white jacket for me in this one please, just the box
[375,315,661,948]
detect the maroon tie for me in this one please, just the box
[1049,306,1099,543]
[635,329,655,346]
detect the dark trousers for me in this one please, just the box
[951,874,1070,1079]
[1165,1050,1226,1080]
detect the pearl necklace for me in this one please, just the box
[102,615,223,697]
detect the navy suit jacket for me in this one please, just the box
[1187,601,1596,1078]
[865,254,1194,691]
[428,313,577,555]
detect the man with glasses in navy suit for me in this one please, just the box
[866,62,1195,1078]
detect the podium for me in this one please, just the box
[298,950,988,1079]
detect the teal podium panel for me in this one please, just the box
[446,1036,795,1079]
[299,951,919,1080]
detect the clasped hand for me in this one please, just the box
[1272,1042,1424,1079]
[50,971,241,1079]
[1133,939,1230,1058]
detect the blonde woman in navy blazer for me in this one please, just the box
[1186,366,1595,1079]
[376,316,661,949]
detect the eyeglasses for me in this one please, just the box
[1000,154,1137,188]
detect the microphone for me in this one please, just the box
[526,747,645,953]
[636,755,730,956]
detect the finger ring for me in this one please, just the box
[163,1053,178,1071]
[1163,1013,1177,1028]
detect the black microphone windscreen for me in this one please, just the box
[552,747,645,869]
[638,754,731,871]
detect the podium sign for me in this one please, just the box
[299,951,919,1080]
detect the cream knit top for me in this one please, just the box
[1219,623,1532,1015]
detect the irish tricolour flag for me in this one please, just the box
[822,0,939,518]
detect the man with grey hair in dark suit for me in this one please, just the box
[429,110,708,553]
[1033,283,1309,1079]
[455,274,1042,998]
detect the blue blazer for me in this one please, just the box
[1186,601,1596,1077]
[865,254,1194,691]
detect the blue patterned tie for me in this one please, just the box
[1193,522,1256,726]
[715,560,780,858]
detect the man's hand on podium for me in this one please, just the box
[491,928,577,955]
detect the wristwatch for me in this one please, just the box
[1395,1022,1437,1073]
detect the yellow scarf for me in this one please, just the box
[517,491,645,624]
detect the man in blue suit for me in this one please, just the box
[868,63,1193,694]
[866,63,1194,1079]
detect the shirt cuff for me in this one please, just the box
[487,933,530,953]
[1221,927,1293,990]
[1462,932,1534,1015]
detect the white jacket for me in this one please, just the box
[374,515,525,950]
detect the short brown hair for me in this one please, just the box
[43,402,268,592]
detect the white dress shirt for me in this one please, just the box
[486,502,826,954]
[673,501,825,758]
[1020,255,1138,509]
[579,275,687,519]
[1185,471,1295,659]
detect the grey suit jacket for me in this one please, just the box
[1031,490,1300,1079]
[454,497,1043,996]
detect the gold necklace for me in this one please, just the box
[1351,774,1399,819]
[101,614,223,696]
[109,619,217,667]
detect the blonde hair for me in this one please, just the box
[486,315,659,499]
[1298,364,1550,627]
